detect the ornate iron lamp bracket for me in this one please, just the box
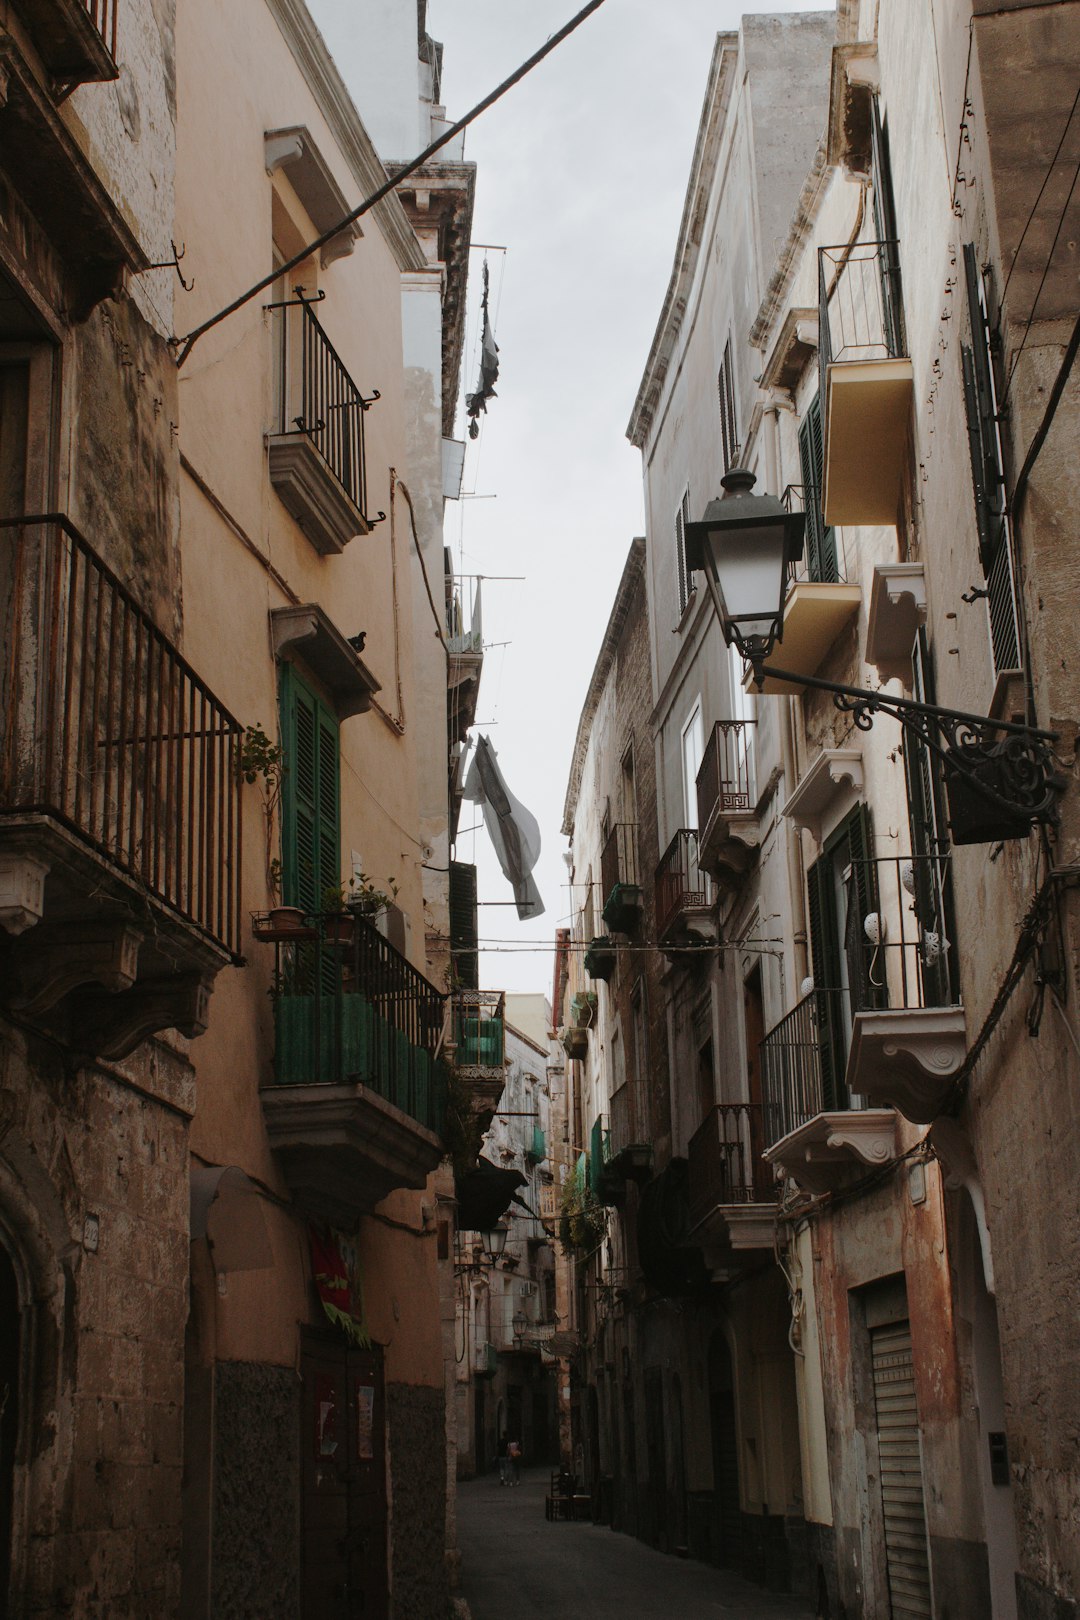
[760,663,1066,835]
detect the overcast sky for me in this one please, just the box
[430,0,831,1002]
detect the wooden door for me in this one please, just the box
[301,1334,387,1620]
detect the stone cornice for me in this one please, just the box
[626,33,738,451]
[263,0,426,274]
[561,538,646,836]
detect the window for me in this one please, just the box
[903,633,959,1008]
[717,339,739,472]
[961,244,1021,678]
[806,804,884,1109]
[681,700,704,830]
[798,395,838,583]
[674,488,692,616]
[279,663,340,913]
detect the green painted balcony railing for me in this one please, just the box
[274,994,447,1136]
[529,1124,547,1162]
[265,912,448,1138]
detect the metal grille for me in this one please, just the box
[600,821,639,906]
[695,720,755,831]
[688,1103,773,1223]
[270,293,380,525]
[654,828,709,940]
[871,1322,933,1619]
[0,516,242,956]
[83,0,118,58]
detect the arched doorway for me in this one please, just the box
[708,1331,741,1568]
[0,1243,19,1617]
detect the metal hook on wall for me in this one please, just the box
[142,240,195,292]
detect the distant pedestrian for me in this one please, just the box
[498,1436,510,1486]
[508,1437,521,1485]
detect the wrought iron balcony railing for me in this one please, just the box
[269,292,381,528]
[688,1103,774,1226]
[760,853,958,1147]
[818,237,907,379]
[81,0,118,59]
[270,912,447,1134]
[654,828,710,942]
[453,988,506,1071]
[0,515,243,955]
[600,821,641,933]
[695,720,756,831]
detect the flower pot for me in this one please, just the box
[321,914,356,947]
[251,907,316,943]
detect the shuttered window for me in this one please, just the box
[960,243,1021,678]
[798,396,838,583]
[806,803,883,1109]
[279,663,340,915]
[675,487,692,616]
[903,634,959,1008]
[871,1320,933,1618]
[717,340,739,472]
[449,860,478,990]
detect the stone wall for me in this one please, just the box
[0,1023,192,1616]
[389,1382,448,1620]
[210,1362,300,1620]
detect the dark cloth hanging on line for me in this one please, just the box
[466,259,500,439]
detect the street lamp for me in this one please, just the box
[512,1309,528,1345]
[685,471,1064,844]
[683,467,805,672]
[480,1221,509,1264]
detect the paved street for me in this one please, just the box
[456,1470,816,1619]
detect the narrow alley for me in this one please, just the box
[456,1471,816,1619]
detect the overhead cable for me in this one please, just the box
[172,0,610,366]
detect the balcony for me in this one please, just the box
[688,1104,776,1274]
[260,913,448,1219]
[452,988,507,1117]
[583,934,616,982]
[655,830,714,952]
[600,821,641,933]
[745,485,860,696]
[760,856,964,1188]
[608,1081,652,1183]
[0,38,147,316]
[267,292,382,555]
[0,516,242,1057]
[695,721,758,887]
[819,239,914,526]
[589,1116,623,1207]
[446,573,483,743]
[8,0,118,87]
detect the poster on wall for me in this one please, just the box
[356,1382,375,1461]
[309,1224,371,1346]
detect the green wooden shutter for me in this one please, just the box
[279,663,340,912]
[806,849,846,1111]
[798,397,837,583]
[904,635,958,1007]
[449,861,479,990]
[870,98,905,357]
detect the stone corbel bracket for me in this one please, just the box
[264,126,363,268]
[71,972,215,1063]
[782,748,864,846]
[765,1107,897,1196]
[848,1006,967,1123]
[865,563,928,686]
[13,921,144,1017]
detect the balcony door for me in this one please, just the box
[301,1332,387,1620]
[807,805,884,1110]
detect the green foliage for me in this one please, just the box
[559,1162,607,1254]
[238,723,284,788]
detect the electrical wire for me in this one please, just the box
[172,0,610,366]
[1002,143,1080,407]
[1000,79,1080,302]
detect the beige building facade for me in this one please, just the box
[0,0,477,1613]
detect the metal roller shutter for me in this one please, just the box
[871,1320,933,1619]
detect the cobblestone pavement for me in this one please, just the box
[456,1469,817,1619]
